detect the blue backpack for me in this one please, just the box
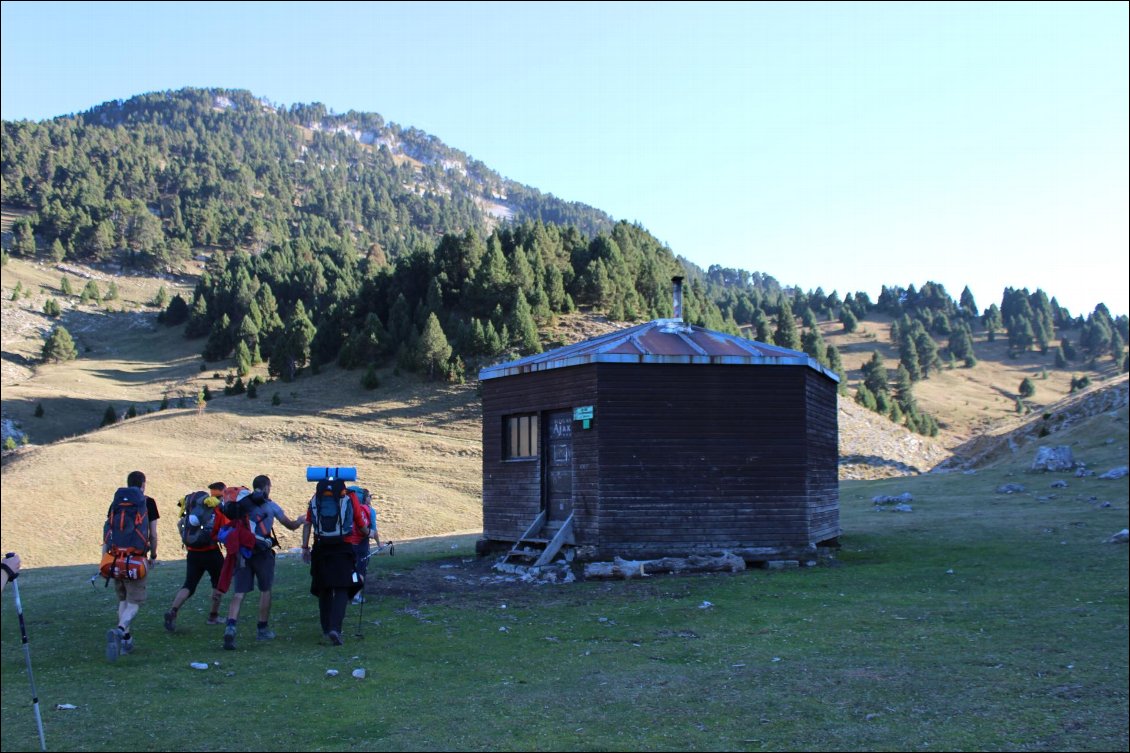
[311,478,353,539]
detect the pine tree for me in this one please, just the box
[101,405,118,427]
[185,294,211,338]
[983,304,1002,342]
[915,328,941,378]
[1110,331,1125,361]
[80,279,102,304]
[825,344,847,394]
[1018,377,1036,398]
[898,334,922,381]
[418,312,453,380]
[60,275,74,296]
[751,309,772,343]
[361,364,380,390]
[959,286,978,320]
[773,300,801,350]
[801,326,828,366]
[854,384,877,411]
[508,292,542,354]
[234,341,252,376]
[42,326,78,363]
[43,298,62,317]
[861,351,889,396]
[894,364,916,412]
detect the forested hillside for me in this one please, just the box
[2,88,1127,444]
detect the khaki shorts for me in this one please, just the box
[113,576,148,604]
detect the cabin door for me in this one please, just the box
[544,410,574,524]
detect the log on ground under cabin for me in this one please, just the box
[583,552,746,579]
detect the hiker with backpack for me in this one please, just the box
[164,482,230,631]
[301,477,368,646]
[219,475,303,650]
[345,486,373,606]
[100,470,160,662]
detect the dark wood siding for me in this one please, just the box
[482,359,840,559]
[481,366,599,543]
[591,363,823,556]
[805,370,841,543]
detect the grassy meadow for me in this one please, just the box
[2,404,1126,752]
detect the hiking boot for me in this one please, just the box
[328,630,343,646]
[106,627,123,662]
[351,594,364,605]
[164,610,176,632]
[223,625,236,651]
[257,627,276,641]
[121,636,135,655]
[205,615,223,625]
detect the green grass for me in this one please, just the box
[3,421,1127,752]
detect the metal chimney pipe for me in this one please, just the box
[671,276,684,321]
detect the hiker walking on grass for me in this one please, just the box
[346,486,374,606]
[220,475,303,650]
[164,482,230,631]
[301,477,367,646]
[102,470,160,662]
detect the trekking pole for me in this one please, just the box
[355,590,365,639]
[6,554,47,752]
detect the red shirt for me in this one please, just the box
[343,492,370,545]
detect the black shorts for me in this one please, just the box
[181,548,224,595]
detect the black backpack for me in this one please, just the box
[104,487,151,556]
[178,491,216,548]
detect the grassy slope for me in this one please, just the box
[1,257,482,567]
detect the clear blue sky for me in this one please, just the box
[3,1,1126,317]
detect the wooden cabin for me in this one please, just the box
[478,280,840,567]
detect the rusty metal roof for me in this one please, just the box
[479,319,840,382]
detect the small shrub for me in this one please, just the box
[361,365,380,390]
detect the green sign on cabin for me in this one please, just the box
[574,405,593,429]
